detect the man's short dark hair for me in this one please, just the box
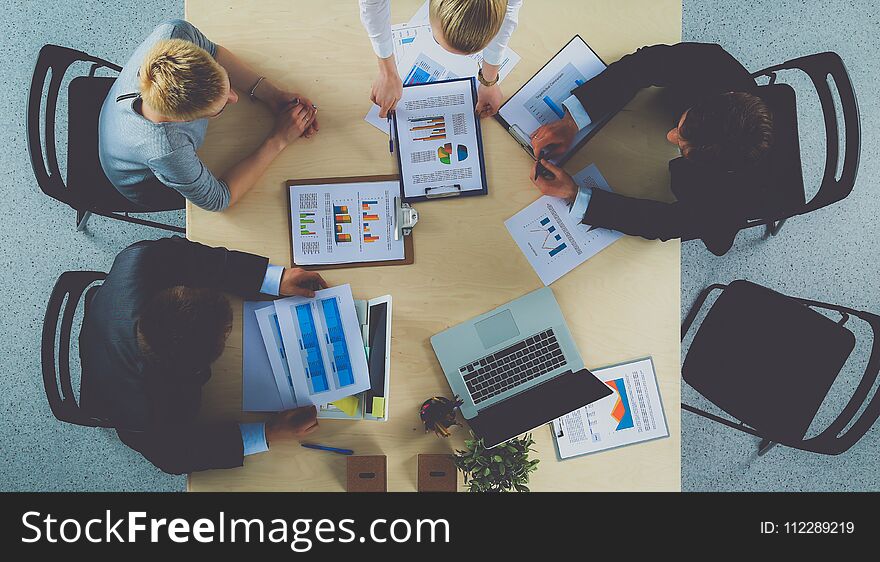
[137,286,232,371]
[680,91,774,171]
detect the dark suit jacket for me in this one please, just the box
[79,236,270,475]
[571,43,773,256]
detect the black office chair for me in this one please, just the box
[27,44,185,233]
[681,280,880,456]
[42,270,114,428]
[740,52,860,238]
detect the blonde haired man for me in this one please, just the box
[359,0,522,118]
[99,19,319,212]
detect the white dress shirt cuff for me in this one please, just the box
[260,264,284,296]
[569,185,594,222]
[239,422,269,456]
[482,43,506,67]
[562,95,593,131]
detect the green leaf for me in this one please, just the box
[493,455,503,463]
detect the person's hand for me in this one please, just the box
[270,103,318,146]
[476,83,503,118]
[280,268,329,298]
[265,406,319,445]
[254,82,320,138]
[531,112,578,160]
[530,159,578,203]
[372,57,403,118]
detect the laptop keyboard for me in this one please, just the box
[459,329,565,404]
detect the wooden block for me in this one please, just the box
[346,455,387,492]
[417,454,457,492]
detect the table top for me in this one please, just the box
[186,0,681,492]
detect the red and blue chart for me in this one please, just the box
[606,378,635,430]
[361,199,381,243]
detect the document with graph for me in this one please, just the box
[288,179,405,266]
[505,164,623,285]
[496,36,609,164]
[392,77,487,201]
[552,357,668,460]
[271,285,372,407]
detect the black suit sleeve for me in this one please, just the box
[582,186,739,256]
[117,422,244,475]
[572,43,755,120]
[142,236,270,297]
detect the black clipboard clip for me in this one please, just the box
[394,196,419,241]
[425,184,461,199]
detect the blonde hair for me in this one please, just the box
[139,39,227,120]
[429,0,508,54]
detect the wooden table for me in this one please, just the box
[186,0,681,491]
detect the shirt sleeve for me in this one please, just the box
[147,144,231,212]
[359,0,394,59]
[569,184,593,222]
[239,423,269,456]
[481,0,523,66]
[163,19,217,57]
[260,264,284,296]
[562,95,593,130]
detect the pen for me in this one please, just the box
[534,149,555,181]
[301,443,354,456]
[388,114,394,153]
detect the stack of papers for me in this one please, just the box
[365,0,522,133]
[243,285,371,411]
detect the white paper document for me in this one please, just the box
[552,358,669,460]
[289,180,405,266]
[394,78,485,198]
[364,1,521,134]
[270,285,371,407]
[497,36,606,163]
[505,164,623,285]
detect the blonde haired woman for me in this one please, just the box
[359,0,523,118]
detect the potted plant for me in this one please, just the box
[452,434,539,492]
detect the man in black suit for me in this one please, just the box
[530,43,776,256]
[79,236,327,474]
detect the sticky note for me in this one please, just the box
[371,397,386,418]
[331,396,360,417]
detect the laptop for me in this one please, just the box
[430,287,612,448]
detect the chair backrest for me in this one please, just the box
[741,51,861,229]
[27,44,120,209]
[41,270,113,428]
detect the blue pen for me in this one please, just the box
[301,443,354,456]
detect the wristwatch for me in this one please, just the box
[477,67,499,87]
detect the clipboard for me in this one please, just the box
[391,77,489,203]
[494,35,614,165]
[286,175,415,270]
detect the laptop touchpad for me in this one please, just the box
[475,309,520,349]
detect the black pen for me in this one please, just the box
[388,114,394,153]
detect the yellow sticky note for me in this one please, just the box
[331,396,360,417]
[371,397,386,419]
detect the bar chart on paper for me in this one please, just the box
[531,215,569,258]
[505,164,623,285]
[524,63,586,125]
[290,181,405,265]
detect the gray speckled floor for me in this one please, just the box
[0,0,185,491]
[681,0,880,491]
